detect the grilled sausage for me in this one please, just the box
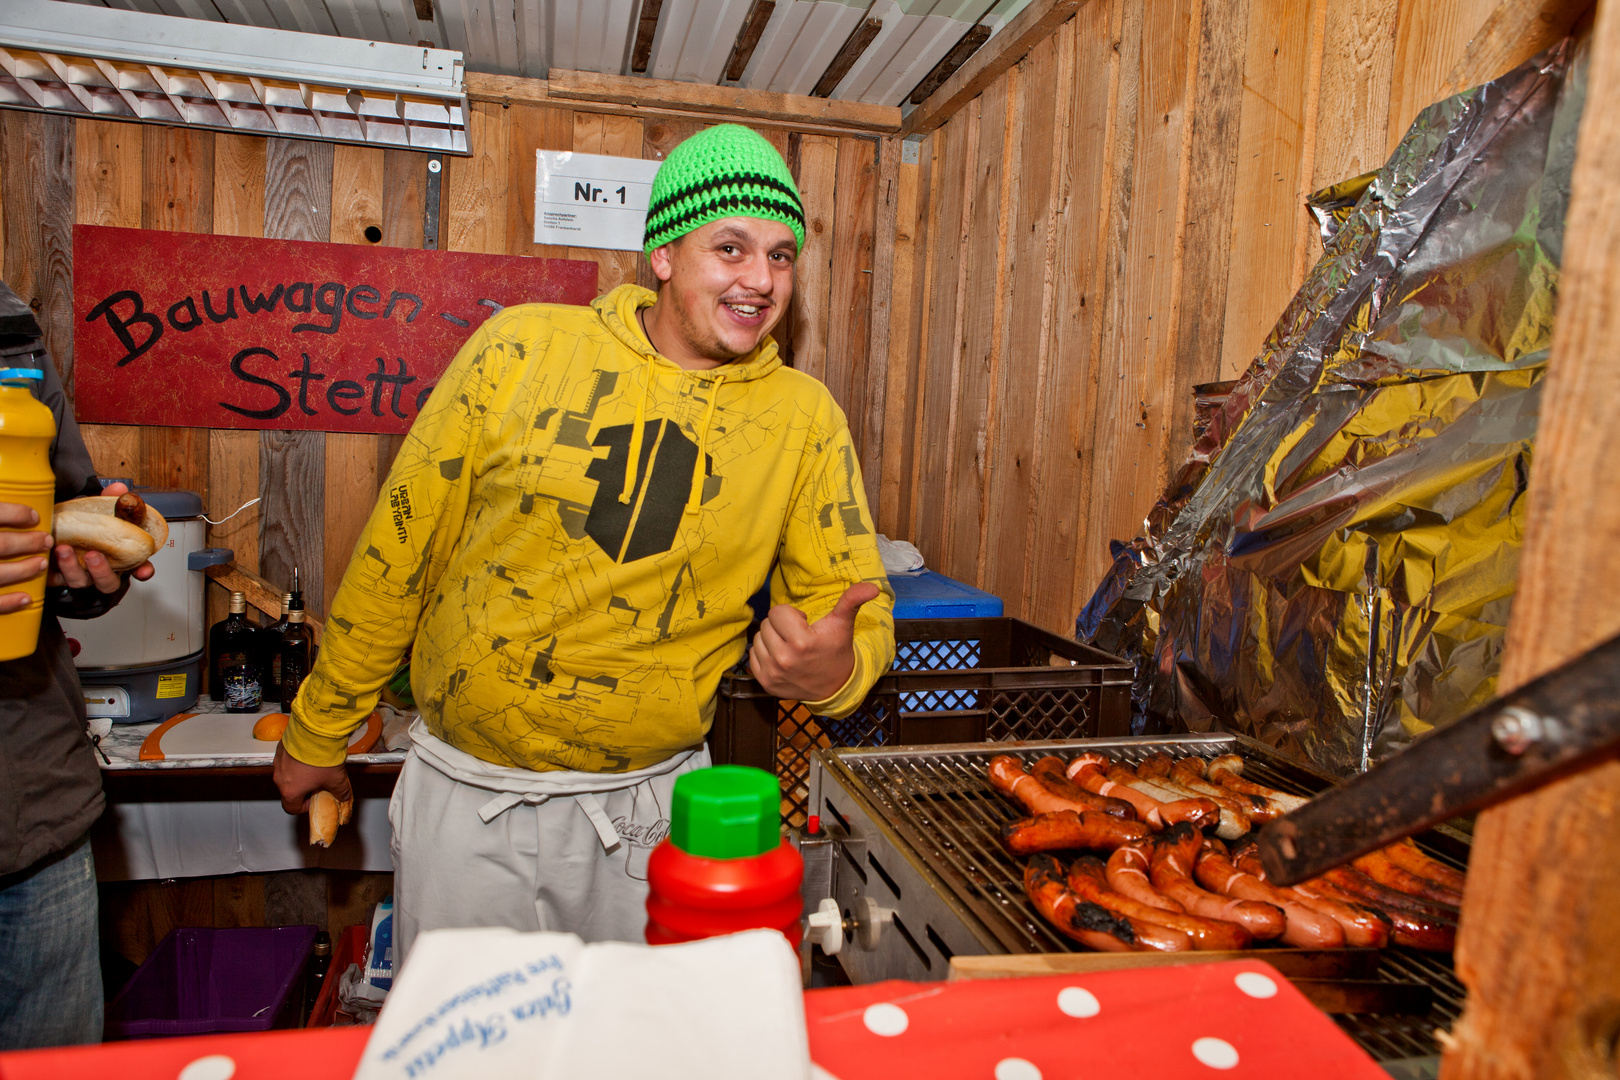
[114,492,148,524]
[1353,847,1464,908]
[1230,843,1391,949]
[1136,752,1175,780]
[1319,865,1460,921]
[1106,765,1223,832]
[1170,757,1265,822]
[1305,873,1456,952]
[1205,754,1309,818]
[1311,866,1457,951]
[1001,810,1153,855]
[1194,847,1344,948]
[52,494,169,572]
[1030,756,1135,819]
[1131,757,1254,839]
[1067,754,1220,831]
[1024,856,1192,952]
[1384,837,1467,895]
[1149,823,1285,940]
[989,756,1082,816]
[1105,843,1186,914]
[1068,856,1252,951]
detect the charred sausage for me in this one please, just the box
[1024,856,1193,952]
[1068,856,1251,951]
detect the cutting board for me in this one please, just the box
[139,710,382,761]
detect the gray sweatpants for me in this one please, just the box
[388,723,709,966]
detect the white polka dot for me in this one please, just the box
[1234,971,1278,999]
[178,1056,237,1080]
[994,1058,1043,1080]
[1192,1037,1239,1069]
[1056,986,1101,1017]
[863,1002,909,1037]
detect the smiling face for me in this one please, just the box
[643,216,798,370]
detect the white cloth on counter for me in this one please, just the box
[876,534,925,574]
[90,795,395,880]
[353,927,810,1080]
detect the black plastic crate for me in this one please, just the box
[712,617,1134,826]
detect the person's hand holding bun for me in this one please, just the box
[52,491,167,573]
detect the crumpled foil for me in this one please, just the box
[1076,38,1587,778]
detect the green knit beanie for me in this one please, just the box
[643,124,806,255]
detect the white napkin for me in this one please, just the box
[352,928,810,1080]
[876,534,926,574]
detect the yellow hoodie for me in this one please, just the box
[285,284,895,773]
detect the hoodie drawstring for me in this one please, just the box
[688,372,725,514]
[619,366,653,505]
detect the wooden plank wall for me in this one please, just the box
[877,0,1510,633]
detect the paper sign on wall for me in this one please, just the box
[534,151,661,251]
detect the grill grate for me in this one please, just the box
[714,618,1133,828]
[827,735,1468,1062]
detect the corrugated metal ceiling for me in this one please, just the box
[58,0,1035,106]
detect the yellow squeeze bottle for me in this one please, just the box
[0,368,56,661]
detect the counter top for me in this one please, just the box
[94,699,410,772]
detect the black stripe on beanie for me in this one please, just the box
[645,170,804,223]
[647,195,806,245]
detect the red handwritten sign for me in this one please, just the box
[72,225,598,434]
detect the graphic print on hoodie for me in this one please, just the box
[286,283,895,774]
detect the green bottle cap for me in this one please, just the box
[670,765,781,859]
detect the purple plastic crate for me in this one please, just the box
[105,925,317,1039]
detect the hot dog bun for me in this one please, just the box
[52,494,168,572]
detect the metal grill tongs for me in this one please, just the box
[1255,632,1620,885]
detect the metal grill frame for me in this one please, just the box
[807,734,1470,1063]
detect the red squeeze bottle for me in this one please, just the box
[645,765,804,948]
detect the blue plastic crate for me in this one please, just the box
[891,572,1003,714]
[889,570,1004,620]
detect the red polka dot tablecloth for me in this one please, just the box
[803,959,1391,1079]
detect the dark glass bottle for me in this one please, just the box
[212,592,265,712]
[264,592,293,702]
[279,592,314,712]
[303,930,333,1026]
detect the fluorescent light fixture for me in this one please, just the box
[0,0,468,153]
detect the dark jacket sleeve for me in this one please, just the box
[3,329,126,620]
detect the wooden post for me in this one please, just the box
[1441,2,1620,1076]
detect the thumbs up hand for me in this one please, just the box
[749,582,881,703]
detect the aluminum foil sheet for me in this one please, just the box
[1076,39,1587,777]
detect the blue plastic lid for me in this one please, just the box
[0,368,43,384]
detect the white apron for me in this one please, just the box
[389,719,709,964]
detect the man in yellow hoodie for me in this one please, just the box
[273,124,894,955]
